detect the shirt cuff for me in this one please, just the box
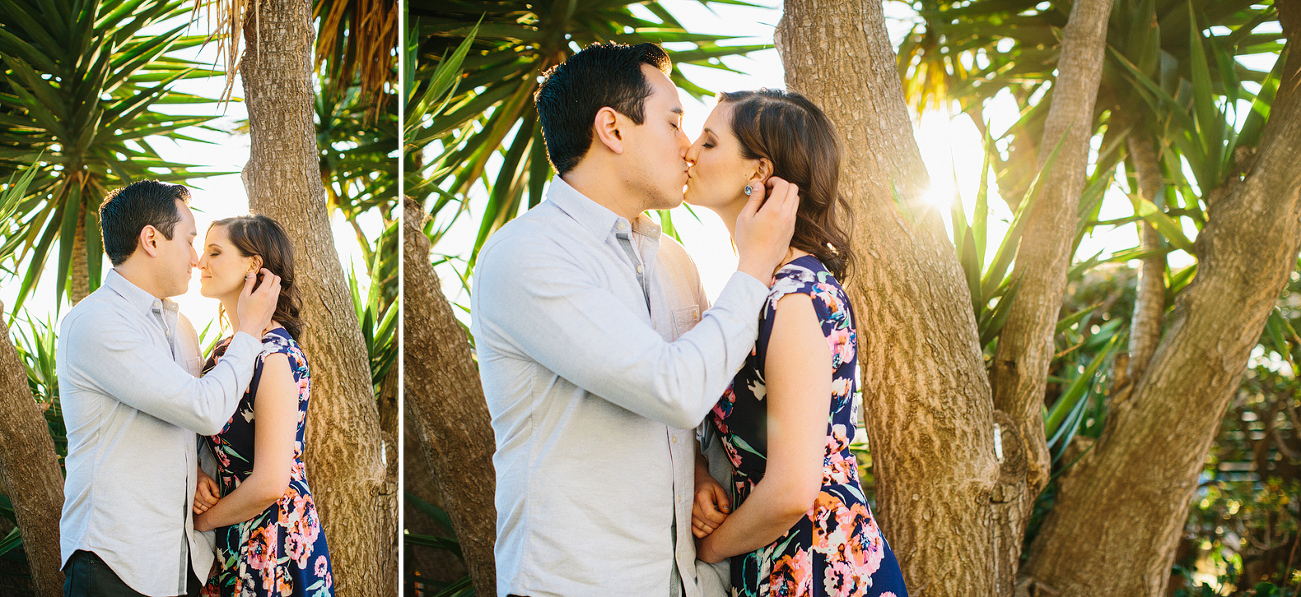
[227,331,263,356]
[718,271,770,313]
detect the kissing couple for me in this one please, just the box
[57,182,334,596]
[473,42,910,596]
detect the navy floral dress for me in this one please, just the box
[708,256,908,597]
[201,328,334,597]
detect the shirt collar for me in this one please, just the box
[102,269,177,317]
[546,177,663,242]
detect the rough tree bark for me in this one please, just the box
[239,0,397,592]
[403,198,497,597]
[985,0,1112,589]
[70,202,89,305]
[402,418,468,584]
[1023,29,1301,596]
[1124,130,1167,384]
[777,2,1000,594]
[0,303,64,597]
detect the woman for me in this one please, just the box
[686,89,907,597]
[191,214,334,596]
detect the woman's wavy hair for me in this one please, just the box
[211,214,303,340]
[719,88,855,281]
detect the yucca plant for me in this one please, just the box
[403,492,472,597]
[313,0,399,122]
[13,316,63,460]
[317,71,400,316]
[0,157,40,262]
[0,0,231,312]
[895,0,1286,455]
[314,0,399,310]
[348,244,398,398]
[409,0,769,266]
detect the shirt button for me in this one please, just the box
[636,265,643,274]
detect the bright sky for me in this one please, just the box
[1,13,382,344]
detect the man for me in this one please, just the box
[57,181,281,596]
[472,42,799,597]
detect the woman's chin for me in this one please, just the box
[196,282,229,300]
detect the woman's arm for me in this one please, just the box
[194,353,299,531]
[697,293,832,563]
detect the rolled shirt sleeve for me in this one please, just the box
[61,312,261,436]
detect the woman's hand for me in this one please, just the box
[692,475,731,539]
[193,468,220,516]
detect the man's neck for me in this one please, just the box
[113,263,168,300]
[562,166,644,222]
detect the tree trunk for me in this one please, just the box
[1124,130,1167,384]
[402,418,468,585]
[69,202,89,305]
[403,198,497,597]
[378,364,398,443]
[777,3,1001,595]
[239,1,396,592]
[985,0,1112,589]
[0,302,65,597]
[1023,34,1301,596]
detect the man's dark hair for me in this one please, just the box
[99,181,190,266]
[534,42,671,176]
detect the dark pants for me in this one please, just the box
[64,550,203,597]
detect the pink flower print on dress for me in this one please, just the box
[826,327,854,368]
[277,574,293,596]
[847,504,885,576]
[822,559,859,597]
[247,525,277,570]
[770,548,813,596]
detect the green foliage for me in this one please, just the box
[348,245,398,397]
[897,0,1284,262]
[404,492,473,597]
[316,29,399,311]
[409,0,767,267]
[0,158,39,258]
[0,0,231,311]
[899,1,1291,577]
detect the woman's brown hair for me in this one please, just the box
[211,214,303,340]
[719,89,855,281]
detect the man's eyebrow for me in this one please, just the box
[671,106,684,115]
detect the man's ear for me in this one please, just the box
[138,225,161,258]
[592,107,624,155]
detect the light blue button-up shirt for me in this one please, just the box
[57,269,261,596]
[471,178,768,597]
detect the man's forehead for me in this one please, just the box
[641,63,681,108]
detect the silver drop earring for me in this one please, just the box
[744,185,753,195]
